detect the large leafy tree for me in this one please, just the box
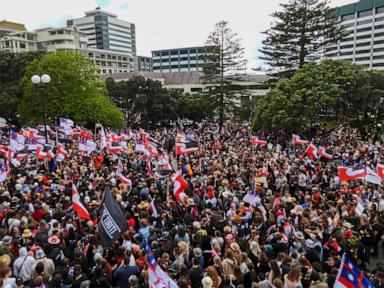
[107,76,180,128]
[202,21,247,130]
[259,0,345,78]
[254,60,384,132]
[19,51,124,128]
[0,51,44,122]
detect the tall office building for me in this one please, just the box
[325,0,384,69]
[67,7,136,56]
[152,47,206,73]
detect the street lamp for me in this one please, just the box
[31,74,51,144]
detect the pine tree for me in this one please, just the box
[202,21,247,131]
[259,0,345,78]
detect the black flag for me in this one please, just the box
[99,186,128,247]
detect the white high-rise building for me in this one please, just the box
[67,7,136,56]
[325,0,384,70]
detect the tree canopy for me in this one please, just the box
[106,76,214,128]
[0,51,44,122]
[254,60,384,132]
[19,51,124,128]
[259,0,345,78]
[202,21,247,129]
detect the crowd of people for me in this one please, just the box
[0,120,383,288]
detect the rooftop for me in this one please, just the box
[102,71,269,85]
[0,20,26,32]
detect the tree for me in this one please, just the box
[0,51,44,122]
[19,51,124,128]
[202,21,247,130]
[107,76,181,128]
[253,60,384,132]
[259,0,345,78]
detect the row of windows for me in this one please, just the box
[372,62,384,67]
[342,7,384,22]
[155,64,199,69]
[356,27,372,33]
[153,49,204,57]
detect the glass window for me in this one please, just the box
[180,50,188,54]
[358,19,372,25]
[372,62,384,67]
[171,51,178,55]
[342,13,355,21]
[373,47,384,52]
[355,49,371,54]
[376,16,384,22]
[326,46,337,51]
[355,56,371,61]
[340,51,353,56]
[374,39,384,45]
[358,10,372,18]
[340,44,354,49]
[375,24,384,30]
[375,32,384,37]
[357,27,372,33]
[356,34,371,40]
[377,7,384,14]
[356,42,370,47]
[326,53,338,57]
[373,55,384,59]
[191,87,203,92]
[162,52,169,56]
[341,37,354,42]
[20,43,25,49]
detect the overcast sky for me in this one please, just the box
[3,0,354,69]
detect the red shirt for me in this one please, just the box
[31,209,46,222]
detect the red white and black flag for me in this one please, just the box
[318,147,333,160]
[292,134,309,145]
[175,141,199,155]
[251,136,267,146]
[173,175,189,204]
[145,136,159,157]
[305,143,319,161]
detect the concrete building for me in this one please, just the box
[325,0,384,69]
[134,56,153,72]
[0,20,37,52]
[67,8,136,56]
[152,47,206,73]
[102,71,270,102]
[35,27,88,52]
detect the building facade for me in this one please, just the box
[134,56,153,72]
[103,71,270,101]
[35,27,88,52]
[152,47,206,73]
[67,8,136,56]
[0,21,37,52]
[325,0,384,69]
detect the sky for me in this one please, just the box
[2,0,354,70]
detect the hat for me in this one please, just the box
[223,225,232,234]
[294,231,305,240]
[193,247,203,258]
[35,249,46,259]
[202,276,213,288]
[230,242,241,252]
[22,229,33,239]
[48,235,60,245]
